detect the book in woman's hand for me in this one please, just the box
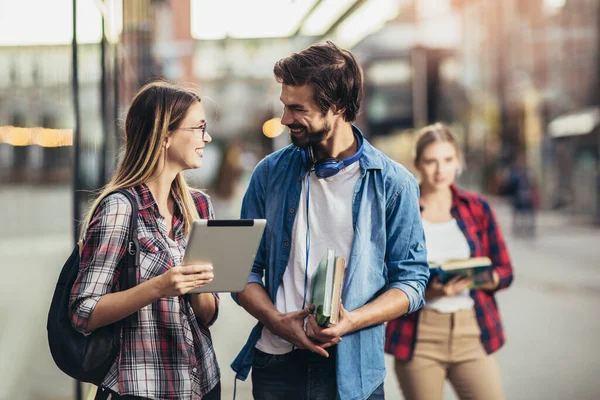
[429,256,494,288]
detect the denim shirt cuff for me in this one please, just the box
[232,272,265,305]
[247,272,264,286]
[389,281,424,314]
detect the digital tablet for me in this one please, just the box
[183,219,266,293]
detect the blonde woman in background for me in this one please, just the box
[70,81,221,400]
[385,123,514,400]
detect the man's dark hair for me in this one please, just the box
[273,41,363,123]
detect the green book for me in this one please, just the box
[311,248,346,326]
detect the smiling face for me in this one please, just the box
[279,84,339,148]
[165,101,211,171]
[415,140,461,191]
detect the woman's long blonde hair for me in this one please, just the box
[80,80,202,239]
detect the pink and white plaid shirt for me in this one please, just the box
[69,184,220,399]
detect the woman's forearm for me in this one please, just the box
[189,293,217,325]
[87,278,162,331]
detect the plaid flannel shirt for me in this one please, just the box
[69,184,220,399]
[385,184,514,360]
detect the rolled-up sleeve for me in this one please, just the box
[69,195,131,335]
[386,174,430,314]
[203,293,220,327]
[231,161,268,304]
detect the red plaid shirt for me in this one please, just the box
[69,184,220,399]
[385,185,514,360]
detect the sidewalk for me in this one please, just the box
[0,234,73,400]
[0,184,71,238]
[488,196,600,294]
[1,187,599,400]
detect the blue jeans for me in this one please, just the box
[251,347,385,400]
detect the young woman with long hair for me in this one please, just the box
[70,81,221,400]
[385,123,513,400]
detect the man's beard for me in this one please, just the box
[288,122,330,148]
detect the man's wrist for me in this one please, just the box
[343,310,360,334]
[263,309,283,332]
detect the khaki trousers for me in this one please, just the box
[394,307,504,400]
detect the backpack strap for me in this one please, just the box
[94,386,111,400]
[113,189,140,328]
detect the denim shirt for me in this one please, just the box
[231,129,429,400]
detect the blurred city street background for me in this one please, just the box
[1,0,599,399]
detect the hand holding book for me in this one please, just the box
[305,302,352,350]
[267,304,331,358]
[428,256,495,289]
[427,275,474,299]
[302,248,351,354]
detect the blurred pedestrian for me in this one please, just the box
[231,41,429,400]
[385,123,514,400]
[70,80,221,400]
[507,151,538,237]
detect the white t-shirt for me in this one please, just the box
[255,162,361,355]
[422,218,475,313]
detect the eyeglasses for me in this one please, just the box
[178,123,208,141]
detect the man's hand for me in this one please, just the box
[305,304,353,347]
[268,305,330,358]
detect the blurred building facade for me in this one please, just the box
[455,0,600,220]
[2,0,598,221]
[347,1,467,177]
[0,45,75,184]
[0,0,314,189]
[0,0,193,188]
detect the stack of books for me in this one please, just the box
[311,248,346,327]
[429,256,494,288]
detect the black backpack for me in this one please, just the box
[47,189,140,385]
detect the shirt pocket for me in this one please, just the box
[137,236,170,280]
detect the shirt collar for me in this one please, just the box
[353,125,383,171]
[450,183,472,205]
[132,183,186,239]
[132,183,185,216]
[132,183,157,211]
